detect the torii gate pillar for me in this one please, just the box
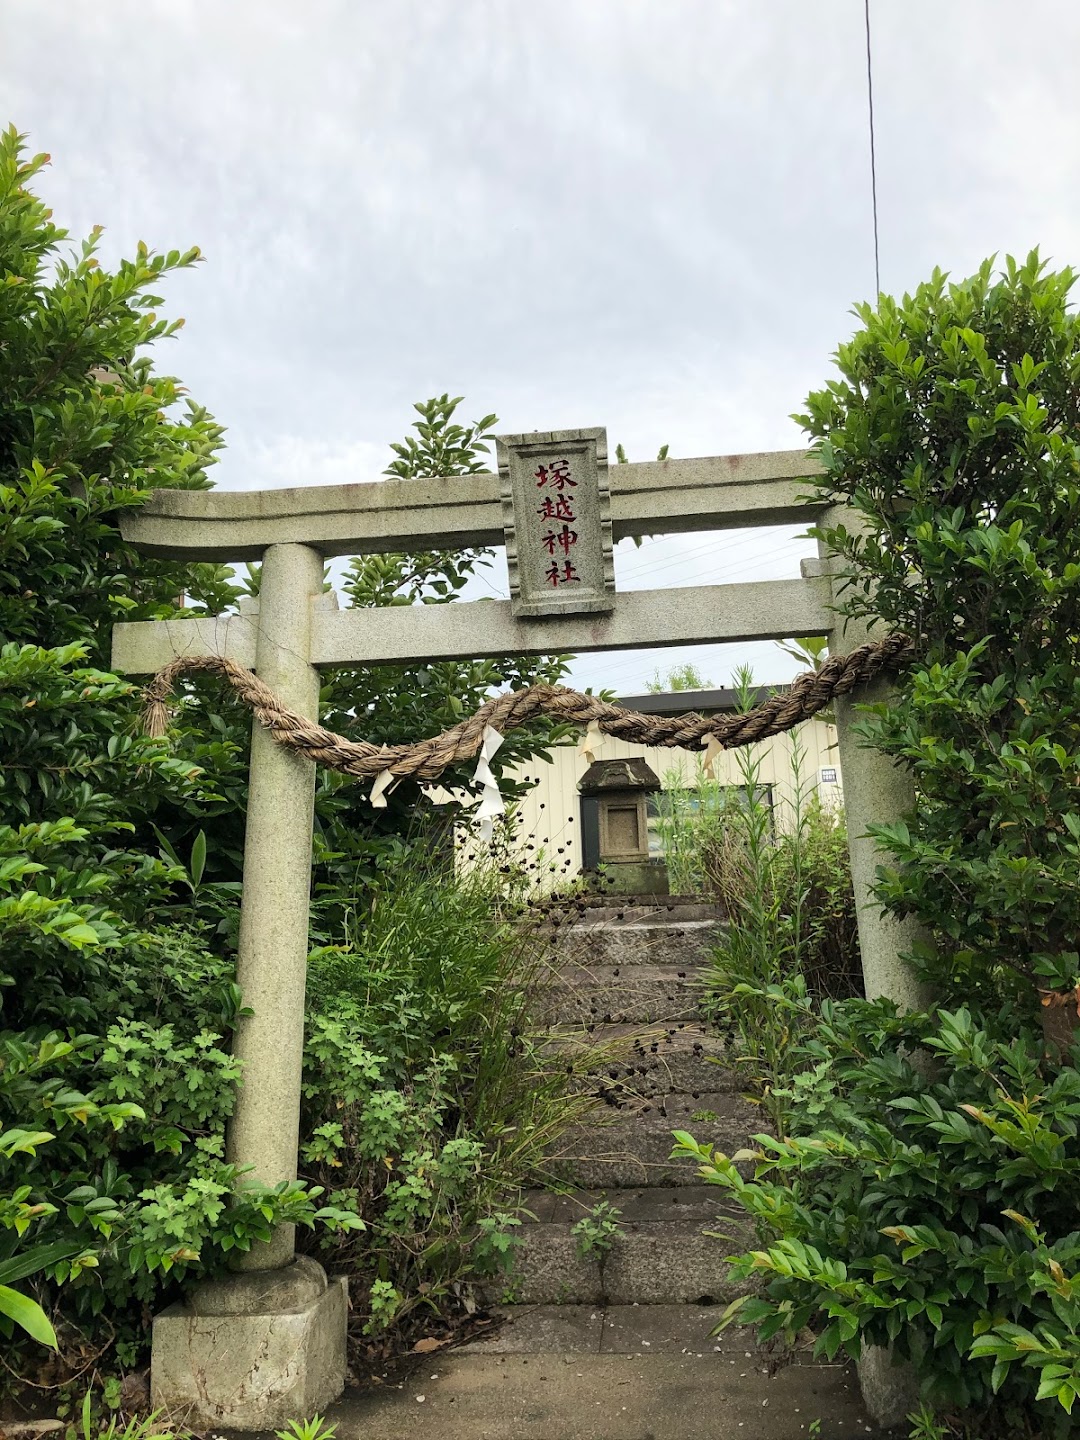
[151,542,349,1428]
[227,540,323,1262]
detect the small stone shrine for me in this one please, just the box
[578,757,667,894]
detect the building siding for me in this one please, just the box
[497,717,842,877]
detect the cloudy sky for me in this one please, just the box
[8,1,1080,693]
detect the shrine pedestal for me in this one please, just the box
[150,1258,347,1430]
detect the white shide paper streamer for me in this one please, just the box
[701,733,723,779]
[369,768,399,808]
[472,725,506,843]
[578,721,604,765]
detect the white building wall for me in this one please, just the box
[497,716,842,877]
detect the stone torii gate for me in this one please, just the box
[111,429,922,1428]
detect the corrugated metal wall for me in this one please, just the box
[494,717,842,877]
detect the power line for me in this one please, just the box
[618,540,812,592]
[617,530,811,585]
[864,0,881,296]
[618,536,774,585]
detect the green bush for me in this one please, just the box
[674,1002,1080,1437]
[298,848,590,1329]
[801,250,1080,1005]
[680,253,1080,1436]
[1,1034,141,1350]
[0,922,359,1368]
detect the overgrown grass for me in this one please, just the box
[665,670,861,1132]
[652,761,739,896]
[298,842,593,1331]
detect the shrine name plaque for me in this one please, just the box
[495,427,616,619]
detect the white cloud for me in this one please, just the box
[227,434,391,492]
[6,0,1080,692]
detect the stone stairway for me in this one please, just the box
[338,900,879,1438]
[509,899,758,1310]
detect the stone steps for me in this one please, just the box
[469,1303,773,1356]
[535,965,705,1024]
[502,1188,750,1308]
[501,1215,752,1306]
[520,1184,726,1225]
[552,1021,743,1096]
[547,918,721,967]
[545,1092,758,1189]
[558,899,723,925]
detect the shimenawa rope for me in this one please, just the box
[140,632,912,784]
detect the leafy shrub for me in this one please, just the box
[0,643,216,1026]
[677,678,859,1128]
[0,924,359,1370]
[680,254,1080,1436]
[1,1034,141,1350]
[801,250,1080,1005]
[674,1002,1080,1436]
[298,849,590,1328]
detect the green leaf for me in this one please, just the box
[0,1240,88,1287]
[0,1285,57,1348]
[190,829,207,889]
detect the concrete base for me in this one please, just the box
[595,860,670,896]
[151,1257,347,1431]
[333,1351,878,1439]
[857,1341,920,1430]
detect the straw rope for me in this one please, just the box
[140,632,912,783]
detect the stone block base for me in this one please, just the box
[151,1257,347,1431]
[593,860,670,896]
[857,1341,920,1429]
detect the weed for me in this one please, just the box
[75,1393,178,1440]
[363,1279,404,1336]
[906,1404,952,1440]
[275,1418,337,1440]
[571,1198,624,1299]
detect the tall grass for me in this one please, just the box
[653,762,740,896]
[677,669,861,1132]
[300,842,594,1326]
